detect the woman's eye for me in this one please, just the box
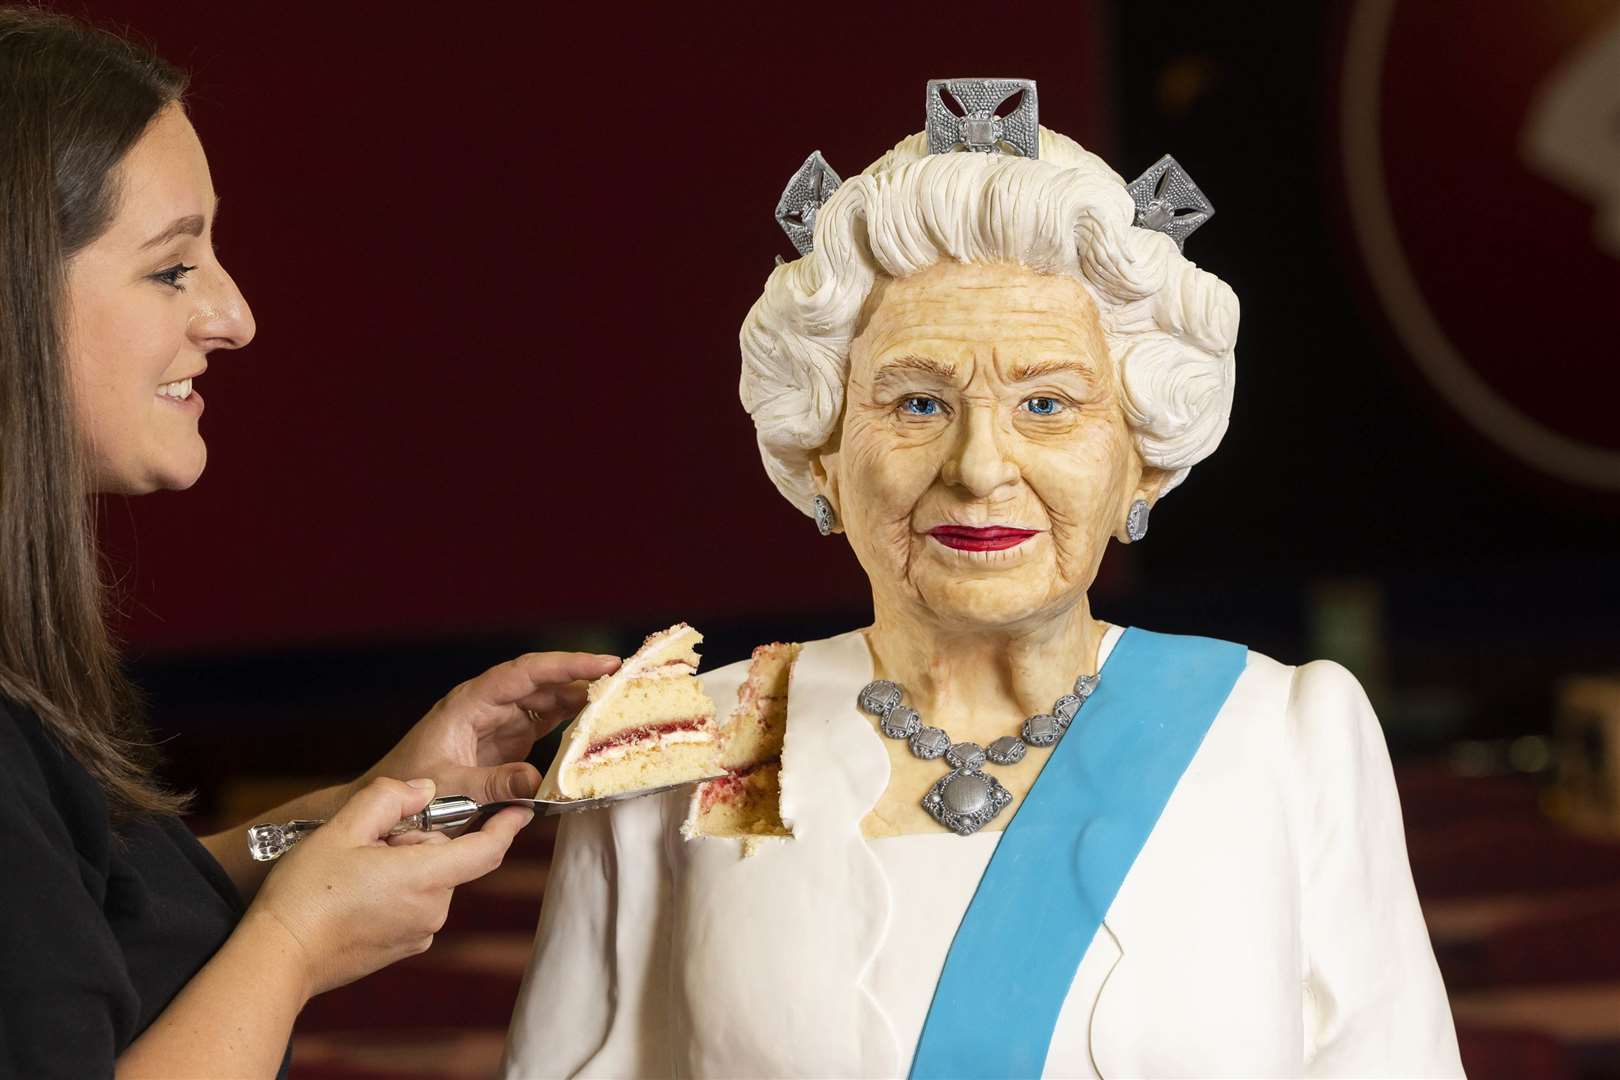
[1023,397,1064,416]
[899,396,942,417]
[152,263,196,290]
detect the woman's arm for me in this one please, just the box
[1289,660,1465,1078]
[197,650,619,903]
[122,779,530,1079]
[198,783,350,902]
[116,909,308,1078]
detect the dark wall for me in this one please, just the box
[1109,0,1620,653]
[77,1,1112,654]
[61,2,1620,777]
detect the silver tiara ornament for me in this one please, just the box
[925,78,1039,158]
[775,151,843,257]
[773,82,1216,257]
[1126,154,1215,250]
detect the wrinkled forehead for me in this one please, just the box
[851,262,1110,381]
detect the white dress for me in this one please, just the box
[503,628,1464,1079]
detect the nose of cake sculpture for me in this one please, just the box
[540,623,721,800]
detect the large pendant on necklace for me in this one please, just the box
[920,741,1013,836]
[859,673,1096,838]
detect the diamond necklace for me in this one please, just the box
[856,671,1100,836]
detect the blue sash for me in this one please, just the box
[909,629,1248,1079]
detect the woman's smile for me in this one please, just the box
[156,371,205,415]
[926,525,1040,552]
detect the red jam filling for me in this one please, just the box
[582,717,707,758]
[698,758,779,812]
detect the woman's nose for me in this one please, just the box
[186,263,256,351]
[944,404,1020,498]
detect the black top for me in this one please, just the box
[0,697,290,1077]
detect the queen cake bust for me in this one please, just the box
[504,79,1464,1078]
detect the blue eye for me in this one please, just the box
[900,396,941,417]
[1024,397,1063,416]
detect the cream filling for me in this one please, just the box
[577,726,712,766]
[557,628,704,781]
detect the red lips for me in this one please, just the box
[928,525,1039,552]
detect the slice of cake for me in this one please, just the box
[540,623,720,800]
[687,642,800,843]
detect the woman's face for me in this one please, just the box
[819,261,1157,631]
[65,103,254,494]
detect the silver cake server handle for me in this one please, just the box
[246,776,726,862]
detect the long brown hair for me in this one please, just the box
[0,7,189,818]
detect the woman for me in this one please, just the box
[0,11,613,1076]
[505,85,1464,1077]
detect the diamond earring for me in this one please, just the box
[813,495,838,536]
[1125,499,1150,543]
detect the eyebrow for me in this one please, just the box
[139,214,204,250]
[138,198,220,251]
[1006,357,1097,382]
[872,354,959,385]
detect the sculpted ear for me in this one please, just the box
[808,439,844,534]
[1134,465,1172,507]
[1114,462,1174,543]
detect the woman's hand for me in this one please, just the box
[356,651,621,806]
[248,777,531,998]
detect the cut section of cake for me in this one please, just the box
[687,642,800,842]
[539,623,720,800]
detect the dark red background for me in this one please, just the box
[1378,0,1620,451]
[77,2,1107,654]
[67,1,1620,665]
[43,12,1620,1072]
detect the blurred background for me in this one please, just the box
[66,0,1620,1076]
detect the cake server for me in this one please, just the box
[246,777,725,862]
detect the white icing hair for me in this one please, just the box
[739,128,1240,517]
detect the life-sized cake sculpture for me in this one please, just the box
[538,623,719,799]
[504,77,1466,1079]
[686,642,799,842]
